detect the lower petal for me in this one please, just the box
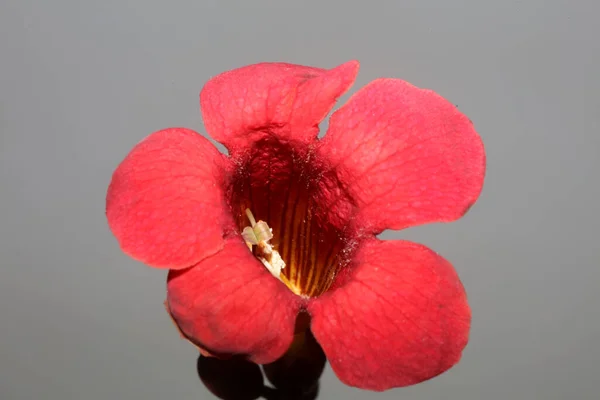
[308,238,470,391]
[167,238,301,364]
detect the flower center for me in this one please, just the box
[227,137,355,297]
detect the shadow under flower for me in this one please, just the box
[197,329,326,400]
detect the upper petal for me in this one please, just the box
[106,128,229,269]
[200,60,359,153]
[308,238,470,391]
[167,238,301,364]
[319,79,485,233]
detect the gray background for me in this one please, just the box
[1,0,598,399]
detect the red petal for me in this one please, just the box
[164,301,223,358]
[167,238,301,364]
[319,79,485,232]
[308,239,470,390]
[200,60,359,153]
[106,128,229,269]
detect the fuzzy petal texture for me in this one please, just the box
[167,238,301,364]
[308,238,470,391]
[319,79,486,233]
[106,128,229,269]
[200,61,359,153]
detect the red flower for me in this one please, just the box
[106,60,485,391]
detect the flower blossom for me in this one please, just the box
[106,60,485,391]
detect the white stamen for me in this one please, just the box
[258,242,286,278]
[243,209,286,280]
